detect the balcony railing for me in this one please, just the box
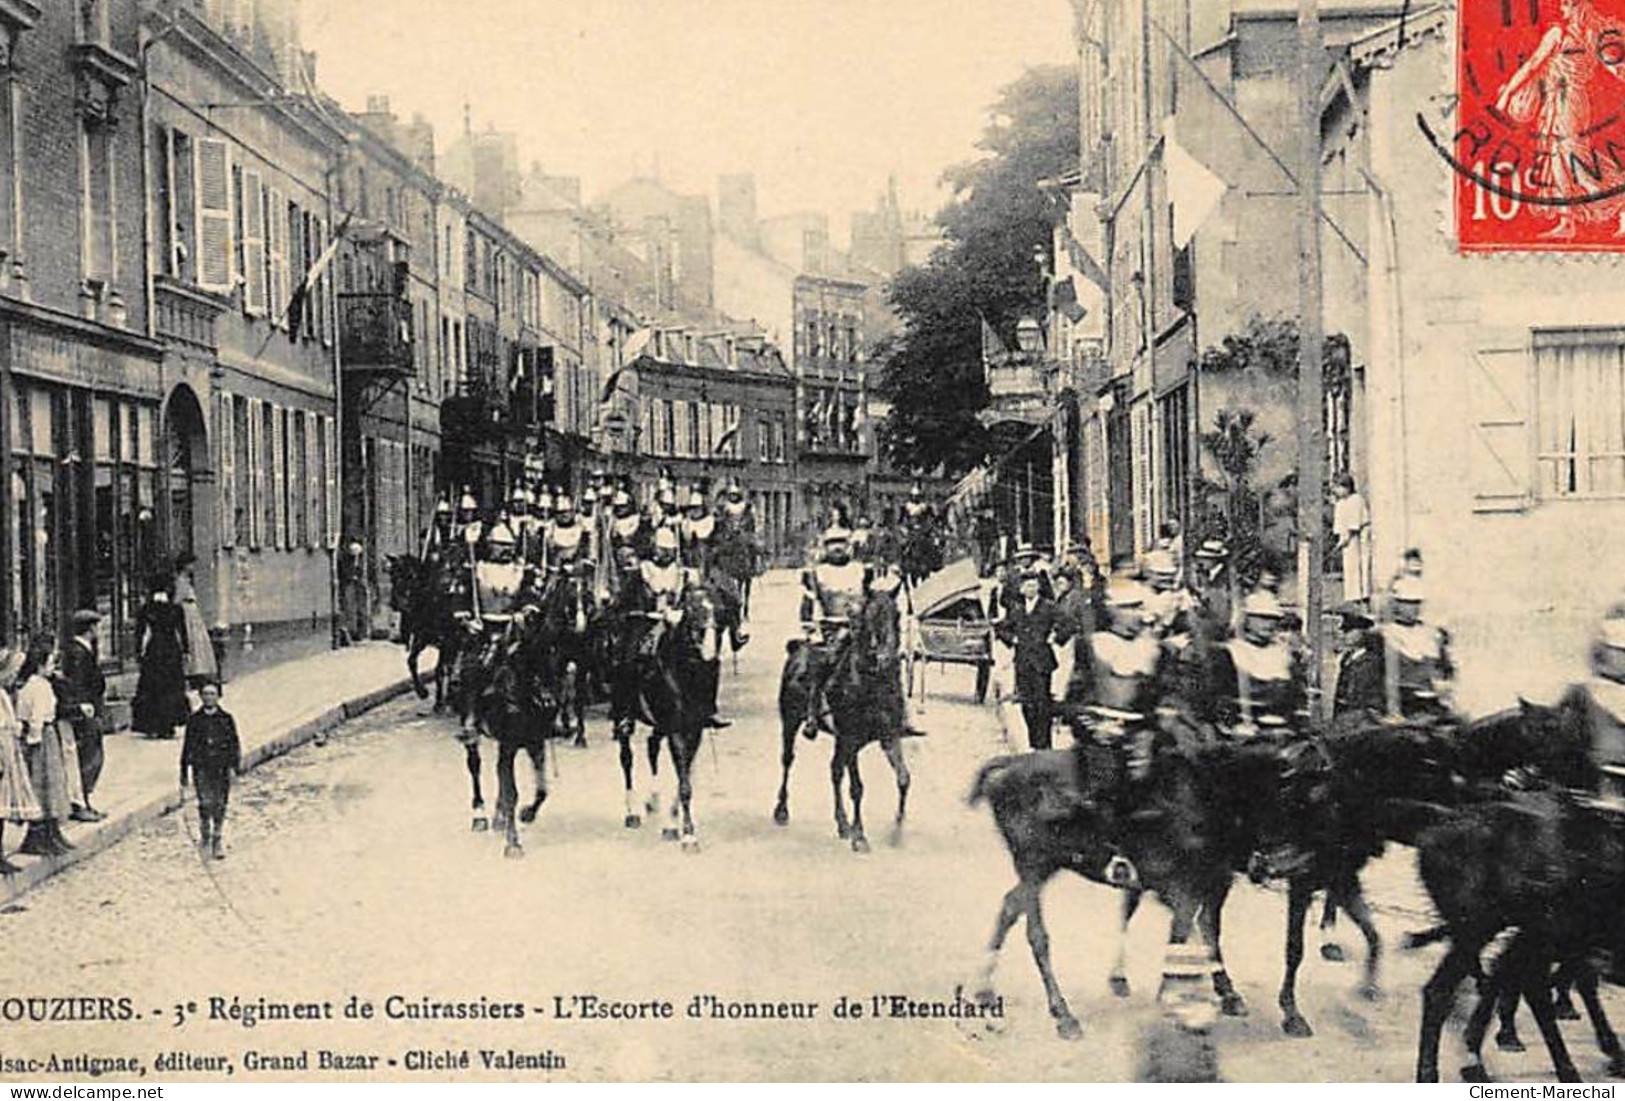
[339,293,413,376]
[987,362,1049,400]
[154,277,223,353]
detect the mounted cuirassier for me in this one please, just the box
[545,494,594,574]
[1209,589,1309,739]
[473,520,531,629]
[1380,577,1455,722]
[796,525,873,741]
[714,479,759,620]
[607,490,647,575]
[679,487,717,575]
[1070,580,1170,887]
[421,497,455,563]
[451,489,483,556]
[506,486,538,565]
[1564,601,1625,803]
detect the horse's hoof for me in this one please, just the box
[1356,983,1382,1003]
[414,685,430,700]
[1108,976,1131,999]
[1056,1015,1083,1041]
[772,805,789,826]
[889,826,904,848]
[969,985,999,1010]
[851,835,870,854]
[1555,996,1581,1022]
[1320,943,1347,963]
[572,735,587,749]
[661,827,680,842]
[1495,1029,1525,1054]
[519,805,539,825]
[503,844,524,860]
[1282,1014,1314,1039]
[836,824,850,840]
[681,836,700,854]
[1221,993,1249,1018]
[1460,1064,1491,1084]
[471,817,489,832]
[624,814,642,830]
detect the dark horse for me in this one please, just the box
[538,561,596,747]
[966,736,1297,1039]
[386,553,464,709]
[618,583,721,851]
[467,606,562,858]
[774,582,912,853]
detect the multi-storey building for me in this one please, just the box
[620,325,798,562]
[332,94,441,637]
[1318,4,1625,713]
[0,0,165,666]
[146,0,347,670]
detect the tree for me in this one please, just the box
[877,64,1079,476]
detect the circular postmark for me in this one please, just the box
[1418,0,1625,250]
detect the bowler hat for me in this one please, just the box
[1335,601,1374,631]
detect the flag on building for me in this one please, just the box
[286,212,352,337]
[713,422,740,455]
[1162,117,1228,248]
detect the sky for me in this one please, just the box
[300,0,1076,245]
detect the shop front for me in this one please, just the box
[0,317,166,665]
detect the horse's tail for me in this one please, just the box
[968,755,1017,807]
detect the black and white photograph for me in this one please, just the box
[3,0,1625,1086]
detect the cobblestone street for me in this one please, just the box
[0,574,1614,1083]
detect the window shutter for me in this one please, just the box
[196,138,232,292]
[1470,345,1534,512]
[267,186,284,324]
[242,171,266,314]
[302,412,315,548]
[313,218,328,343]
[323,415,338,548]
[674,400,689,457]
[247,398,263,548]
[219,392,236,548]
[272,406,287,548]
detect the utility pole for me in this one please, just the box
[1296,0,1327,707]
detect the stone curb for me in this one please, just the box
[0,676,413,908]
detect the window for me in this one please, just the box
[218,392,236,547]
[1536,331,1625,498]
[196,138,232,292]
[242,171,265,313]
[291,411,307,547]
[82,123,114,288]
[246,398,263,547]
[322,415,338,547]
[758,418,770,463]
[232,397,250,546]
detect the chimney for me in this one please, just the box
[365,94,391,116]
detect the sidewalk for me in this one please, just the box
[0,641,418,905]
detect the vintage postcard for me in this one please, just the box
[2,0,1625,1087]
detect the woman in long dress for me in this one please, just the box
[17,637,76,857]
[0,644,40,873]
[173,553,218,686]
[132,577,190,739]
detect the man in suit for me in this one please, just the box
[60,609,107,821]
[996,565,1072,751]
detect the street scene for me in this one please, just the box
[0,576,1543,1084]
[0,0,1624,1088]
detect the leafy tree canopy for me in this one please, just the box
[877,64,1079,477]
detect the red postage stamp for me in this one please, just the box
[1454,0,1625,251]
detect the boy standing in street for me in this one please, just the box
[180,682,241,860]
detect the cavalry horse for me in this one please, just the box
[714,521,757,623]
[386,553,464,710]
[467,605,563,858]
[613,581,722,851]
[538,561,597,747]
[966,734,1303,1039]
[774,580,912,853]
